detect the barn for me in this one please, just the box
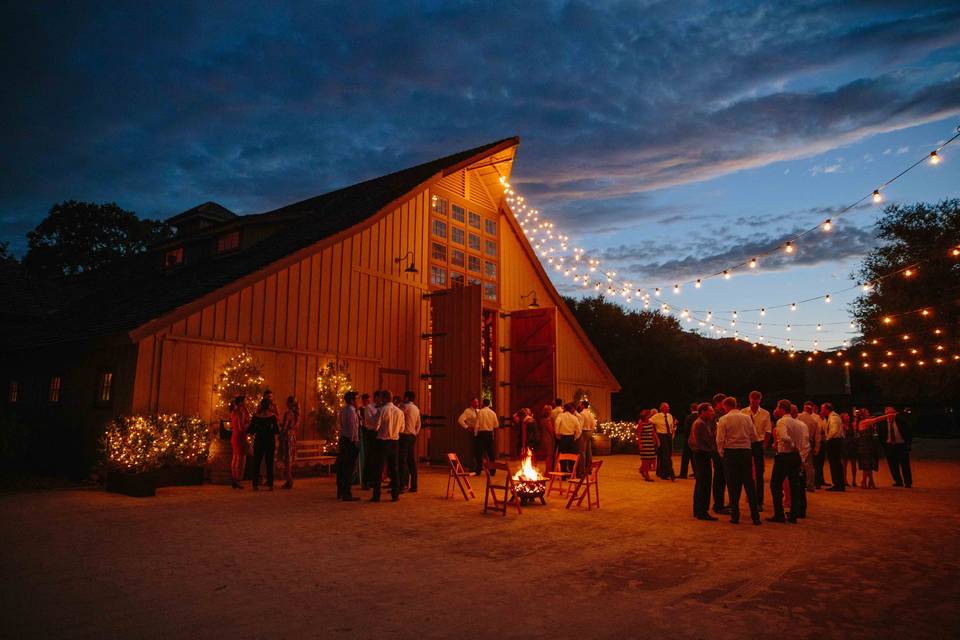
[2,137,619,468]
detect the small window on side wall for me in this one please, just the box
[164,247,184,269]
[49,376,62,402]
[8,381,19,403]
[97,371,113,404]
[217,231,240,254]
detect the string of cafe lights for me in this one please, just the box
[500,123,960,321]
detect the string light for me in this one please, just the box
[673,284,680,294]
[784,241,794,254]
[790,303,797,311]
[749,258,758,268]
[929,150,940,165]
[822,219,832,231]
[872,189,882,203]
[695,279,702,288]
[723,270,731,279]
[825,294,831,303]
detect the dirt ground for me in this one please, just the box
[2,442,959,640]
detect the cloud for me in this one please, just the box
[1,1,960,253]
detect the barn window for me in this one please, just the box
[432,196,448,215]
[8,381,19,403]
[468,233,481,251]
[164,247,184,268]
[451,204,465,222]
[217,231,240,253]
[450,272,464,287]
[431,242,447,262]
[97,371,113,403]
[485,239,497,257]
[451,248,465,268]
[430,266,447,287]
[484,261,497,280]
[485,219,497,235]
[468,211,481,229]
[483,282,497,301]
[49,376,62,402]
[432,218,447,239]
[468,277,481,286]
[451,227,464,245]
[468,256,481,273]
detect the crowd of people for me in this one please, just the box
[228,389,299,490]
[638,391,914,526]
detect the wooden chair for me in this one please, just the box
[445,453,476,500]
[546,453,580,499]
[566,460,603,510]
[483,461,520,516]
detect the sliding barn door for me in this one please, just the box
[428,284,482,463]
[510,307,557,417]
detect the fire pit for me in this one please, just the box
[512,449,547,505]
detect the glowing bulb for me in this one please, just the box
[673,284,680,294]
[883,316,892,324]
[904,268,914,277]
[723,270,731,279]
[816,324,822,331]
[872,190,882,203]
[749,258,757,269]
[785,241,794,254]
[786,325,791,332]
[655,287,661,296]
[790,303,797,312]
[760,308,766,316]
[929,150,940,165]
[862,282,872,292]
[823,219,832,231]
[695,279,702,288]
[825,294,831,303]
[732,311,737,319]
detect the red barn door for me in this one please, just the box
[510,307,557,418]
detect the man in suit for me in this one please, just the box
[678,403,698,479]
[336,391,361,502]
[711,393,729,514]
[877,406,913,488]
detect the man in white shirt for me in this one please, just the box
[399,391,422,493]
[715,396,761,525]
[336,391,362,502]
[797,402,821,491]
[650,403,677,480]
[768,399,805,523]
[790,403,809,518]
[578,400,598,477]
[741,391,772,511]
[474,398,500,475]
[372,390,404,502]
[822,403,846,491]
[554,402,583,473]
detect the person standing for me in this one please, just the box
[513,407,537,455]
[539,404,557,473]
[650,403,676,480]
[767,399,805,523]
[797,402,821,491]
[399,390,421,493]
[716,396,761,525]
[790,403,809,519]
[689,403,718,520]
[360,393,378,490]
[371,390,403,502]
[741,391,772,511]
[578,400,598,478]
[457,398,481,474]
[336,392,361,501]
[229,396,250,489]
[636,409,658,481]
[554,402,583,473]
[679,403,698,479]
[475,399,500,474]
[279,396,300,490]
[823,403,846,492]
[248,398,279,491]
[854,408,881,489]
[711,393,729,514]
[877,407,912,488]
[843,411,858,488]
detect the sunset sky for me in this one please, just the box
[3,1,959,348]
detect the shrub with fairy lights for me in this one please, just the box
[597,421,639,453]
[314,361,353,452]
[213,351,265,412]
[103,414,212,472]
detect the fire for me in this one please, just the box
[513,448,545,481]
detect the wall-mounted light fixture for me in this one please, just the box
[520,290,540,308]
[394,251,418,274]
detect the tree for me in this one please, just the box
[23,201,171,277]
[0,241,15,264]
[851,199,960,404]
[314,361,353,452]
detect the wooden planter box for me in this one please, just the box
[155,465,204,487]
[592,434,612,456]
[106,470,157,497]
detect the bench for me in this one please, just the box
[292,439,337,476]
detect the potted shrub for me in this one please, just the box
[154,414,210,487]
[103,416,161,497]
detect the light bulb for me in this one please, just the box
[816,324,822,331]
[929,150,940,165]
[673,284,680,294]
[790,303,797,311]
[749,258,757,268]
[872,190,882,203]
[695,279,702,288]
[723,270,731,279]
[825,294,831,303]
[904,268,914,277]
[823,219,832,231]
[785,241,794,254]
[655,287,661,296]
[760,308,766,316]
[786,324,791,331]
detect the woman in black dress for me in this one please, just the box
[248,398,279,490]
[855,408,883,489]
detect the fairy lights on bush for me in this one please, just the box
[103,414,210,472]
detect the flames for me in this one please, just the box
[513,448,545,482]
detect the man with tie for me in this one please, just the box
[650,403,677,480]
[741,391,772,511]
[877,407,912,488]
[371,389,404,502]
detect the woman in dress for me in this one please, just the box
[229,396,249,489]
[279,396,300,489]
[636,408,659,482]
[855,409,883,489]
[513,407,538,458]
[842,411,858,487]
[539,404,556,473]
[248,398,280,491]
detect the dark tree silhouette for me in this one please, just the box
[23,201,171,277]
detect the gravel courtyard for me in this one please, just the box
[2,444,959,639]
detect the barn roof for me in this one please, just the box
[7,138,519,349]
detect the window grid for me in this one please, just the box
[451,204,465,222]
[468,211,481,229]
[430,266,447,287]
[431,218,447,239]
[98,372,113,403]
[431,242,447,262]
[49,376,62,402]
[451,227,464,245]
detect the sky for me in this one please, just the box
[2,1,959,350]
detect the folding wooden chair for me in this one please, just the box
[566,460,603,510]
[445,452,475,501]
[483,460,520,515]
[546,453,580,499]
